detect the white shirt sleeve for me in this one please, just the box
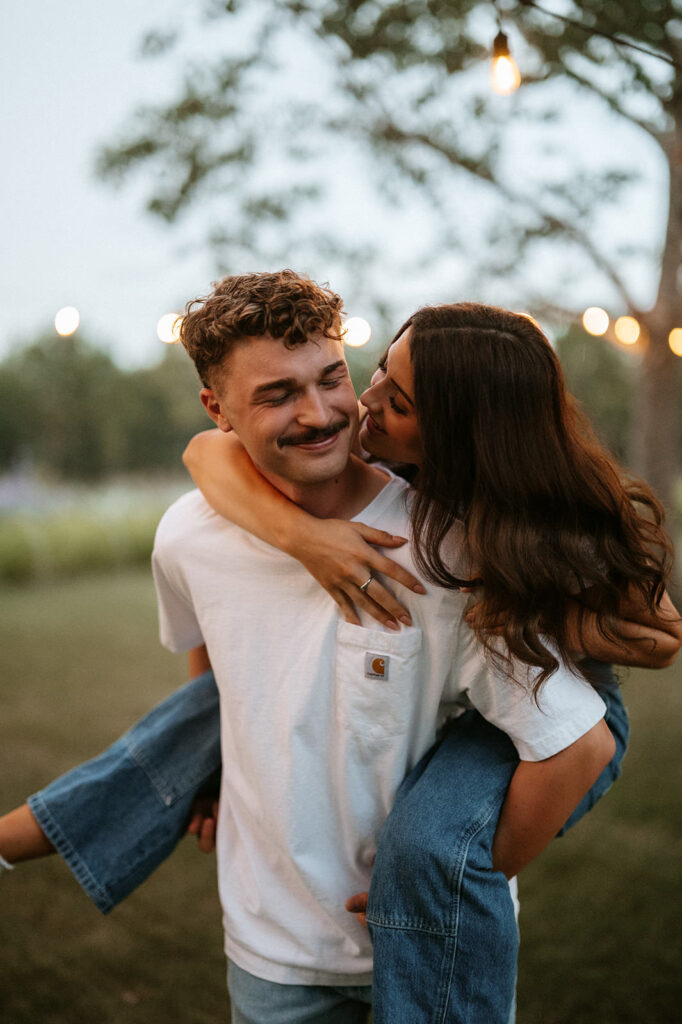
[151,519,205,654]
[450,625,606,762]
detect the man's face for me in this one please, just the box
[202,333,359,489]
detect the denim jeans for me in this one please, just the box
[368,662,628,1024]
[28,671,222,913]
[227,959,371,1024]
[27,664,628,1022]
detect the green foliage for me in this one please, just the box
[555,326,635,461]
[0,509,162,583]
[0,334,208,479]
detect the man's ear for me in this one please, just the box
[200,388,233,433]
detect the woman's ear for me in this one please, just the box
[200,388,233,433]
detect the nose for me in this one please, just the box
[295,387,334,427]
[359,375,381,412]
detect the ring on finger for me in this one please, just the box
[359,573,374,594]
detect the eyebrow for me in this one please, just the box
[251,360,347,400]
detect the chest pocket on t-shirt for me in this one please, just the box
[335,620,423,742]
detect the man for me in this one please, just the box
[149,269,611,1021]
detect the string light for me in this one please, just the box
[54,306,80,336]
[491,29,521,95]
[582,307,609,336]
[157,313,183,344]
[343,317,372,348]
[489,0,678,99]
[668,328,682,357]
[614,316,640,346]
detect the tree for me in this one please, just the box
[98,0,682,511]
[0,335,208,480]
[555,327,634,461]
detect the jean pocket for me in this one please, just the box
[335,620,422,742]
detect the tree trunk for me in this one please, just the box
[630,127,682,529]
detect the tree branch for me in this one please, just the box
[372,120,637,310]
[558,67,663,140]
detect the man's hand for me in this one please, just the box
[187,796,219,853]
[345,891,369,928]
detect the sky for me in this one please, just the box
[1,0,213,368]
[1,1,669,370]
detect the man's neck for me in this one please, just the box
[262,455,390,520]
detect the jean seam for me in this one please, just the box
[437,797,502,1024]
[124,734,217,805]
[366,796,502,936]
[366,793,504,1024]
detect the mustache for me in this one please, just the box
[277,418,350,449]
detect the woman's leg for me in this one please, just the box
[0,803,55,863]
[4,670,222,912]
[368,711,519,1024]
[368,670,628,1024]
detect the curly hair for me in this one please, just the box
[395,302,672,694]
[180,270,345,386]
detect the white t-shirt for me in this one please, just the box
[152,471,605,986]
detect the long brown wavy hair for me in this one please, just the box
[398,303,672,691]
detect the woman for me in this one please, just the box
[1,301,678,1023]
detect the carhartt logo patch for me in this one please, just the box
[365,653,389,680]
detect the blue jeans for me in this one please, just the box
[368,662,628,1024]
[27,664,628,1023]
[227,959,372,1024]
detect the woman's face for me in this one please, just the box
[358,328,423,466]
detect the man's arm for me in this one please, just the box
[188,643,212,678]
[491,718,615,879]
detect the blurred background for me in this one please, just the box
[1,2,681,1021]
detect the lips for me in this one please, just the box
[293,432,342,451]
[363,414,385,436]
[278,420,349,450]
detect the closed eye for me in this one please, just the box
[261,392,291,406]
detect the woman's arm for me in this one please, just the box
[491,717,616,879]
[183,430,425,627]
[466,587,682,670]
[568,588,682,669]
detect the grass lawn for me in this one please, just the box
[1,569,681,1022]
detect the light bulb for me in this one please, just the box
[491,31,521,95]
[343,317,372,348]
[582,307,609,336]
[54,306,80,336]
[157,313,183,344]
[614,316,640,346]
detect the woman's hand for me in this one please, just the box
[571,587,682,668]
[345,891,369,928]
[290,517,426,629]
[187,797,219,854]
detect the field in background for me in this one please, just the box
[1,570,681,1023]
[0,474,190,582]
